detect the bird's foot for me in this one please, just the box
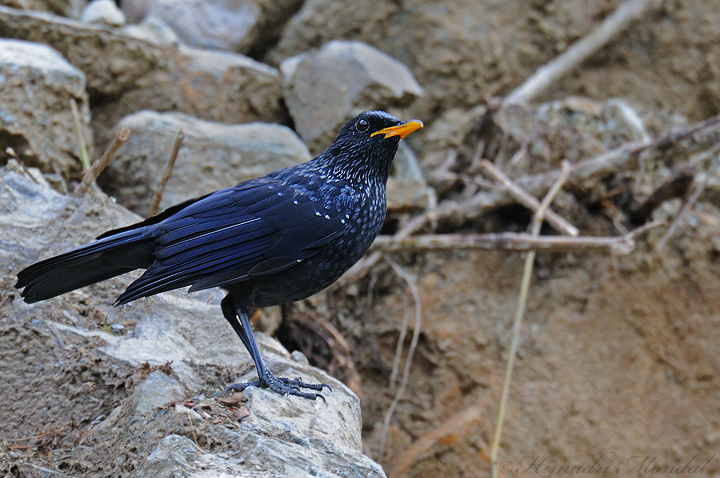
[225,371,331,401]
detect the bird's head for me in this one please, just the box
[320,111,423,184]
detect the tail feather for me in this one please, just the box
[16,230,155,303]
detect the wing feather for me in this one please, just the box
[116,176,350,303]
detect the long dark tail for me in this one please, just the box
[16,230,155,304]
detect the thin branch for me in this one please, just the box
[5,147,40,184]
[481,160,579,236]
[148,129,185,217]
[370,230,651,253]
[17,462,68,477]
[390,293,411,389]
[379,258,423,464]
[631,144,720,222]
[490,163,572,478]
[75,129,130,196]
[503,0,658,106]
[69,98,90,170]
[655,154,719,252]
[186,408,205,453]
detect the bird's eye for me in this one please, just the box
[356,119,369,131]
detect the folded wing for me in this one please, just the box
[116,177,348,304]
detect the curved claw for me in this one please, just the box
[224,380,260,395]
[275,377,332,392]
[225,374,330,400]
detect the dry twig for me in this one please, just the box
[186,408,205,453]
[370,224,662,254]
[69,98,90,170]
[17,462,68,477]
[503,0,659,106]
[481,160,579,236]
[490,161,572,478]
[148,129,185,217]
[379,258,423,464]
[390,293,411,389]
[75,129,130,196]
[655,153,719,252]
[5,147,40,184]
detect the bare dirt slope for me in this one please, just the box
[311,219,720,476]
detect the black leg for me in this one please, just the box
[221,294,331,400]
[221,294,253,354]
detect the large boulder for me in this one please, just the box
[93,46,287,146]
[99,111,311,217]
[280,40,423,154]
[0,38,92,177]
[1,160,385,477]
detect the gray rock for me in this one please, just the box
[0,6,289,147]
[80,0,126,27]
[387,142,436,212]
[142,435,278,478]
[121,0,303,55]
[281,40,423,154]
[0,38,92,177]
[144,0,262,52]
[99,111,311,217]
[132,371,187,415]
[93,45,288,146]
[3,161,385,477]
[121,16,183,46]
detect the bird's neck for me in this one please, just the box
[314,148,396,187]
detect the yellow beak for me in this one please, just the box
[370,119,424,140]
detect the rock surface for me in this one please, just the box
[135,0,262,53]
[122,0,303,56]
[0,38,92,176]
[281,40,423,153]
[386,143,436,212]
[99,110,311,217]
[1,161,385,478]
[80,0,126,27]
[0,0,83,17]
[121,16,183,46]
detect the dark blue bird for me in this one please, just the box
[15,111,423,399]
